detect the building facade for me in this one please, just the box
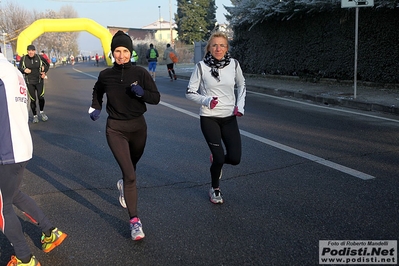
[142,18,177,44]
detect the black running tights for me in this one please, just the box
[200,116,241,189]
[167,63,175,79]
[106,116,147,218]
[27,83,45,116]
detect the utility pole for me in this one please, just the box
[169,0,173,44]
[341,0,374,99]
[354,7,359,99]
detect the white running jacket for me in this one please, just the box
[186,59,246,118]
[0,53,33,164]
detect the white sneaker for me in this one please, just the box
[117,179,127,208]
[32,115,39,123]
[130,217,145,240]
[209,187,223,204]
[40,112,48,121]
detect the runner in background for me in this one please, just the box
[18,45,50,123]
[163,43,178,81]
[146,43,159,81]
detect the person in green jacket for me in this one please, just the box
[131,49,138,65]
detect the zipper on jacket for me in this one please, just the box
[120,64,124,82]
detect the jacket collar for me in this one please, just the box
[113,62,132,70]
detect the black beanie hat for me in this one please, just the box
[111,30,133,54]
[27,44,36,51]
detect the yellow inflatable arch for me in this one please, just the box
[16,18,113,66]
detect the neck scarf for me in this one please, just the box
[203,51,231,82]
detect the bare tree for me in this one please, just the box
[34,5,79,58]
[0,1,32,53]
[58,5,80,57]
[0,1,80,58]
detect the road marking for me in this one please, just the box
[160,101,376,180]
[240,130,375,180]
[248,91,399,124]
[73,68,98,79]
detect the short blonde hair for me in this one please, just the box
[205,31,229,53]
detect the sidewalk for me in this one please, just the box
[161,63,399,115]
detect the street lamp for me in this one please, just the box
[158,5,162,41]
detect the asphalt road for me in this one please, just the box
[1,62,398,266]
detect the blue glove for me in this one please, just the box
[90,109,101,121]
[131,84,144,97]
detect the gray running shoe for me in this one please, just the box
[130,217,145,240]
[209,187,223,204]
[117,179,127,208]
[41,112,48,121]
[33,115,39,123]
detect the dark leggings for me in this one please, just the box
[167,63,175,79]
[200,116,241,189]
[106,116,147,218]
[27,83,45,116]
[0,162,53,260]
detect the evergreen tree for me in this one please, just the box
[205,0,217,40]
[176,0,217,44]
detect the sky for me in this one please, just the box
[4,0,232,54]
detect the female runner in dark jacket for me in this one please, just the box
[89,30,160,240]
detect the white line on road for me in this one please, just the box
[160,101,376,180]
[73,68,98,79]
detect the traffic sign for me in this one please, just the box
[341,0,374,8]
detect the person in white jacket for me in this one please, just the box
[186,31,246,204]
[0,47,67,266]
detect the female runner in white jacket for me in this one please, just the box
[186,31,246,204]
